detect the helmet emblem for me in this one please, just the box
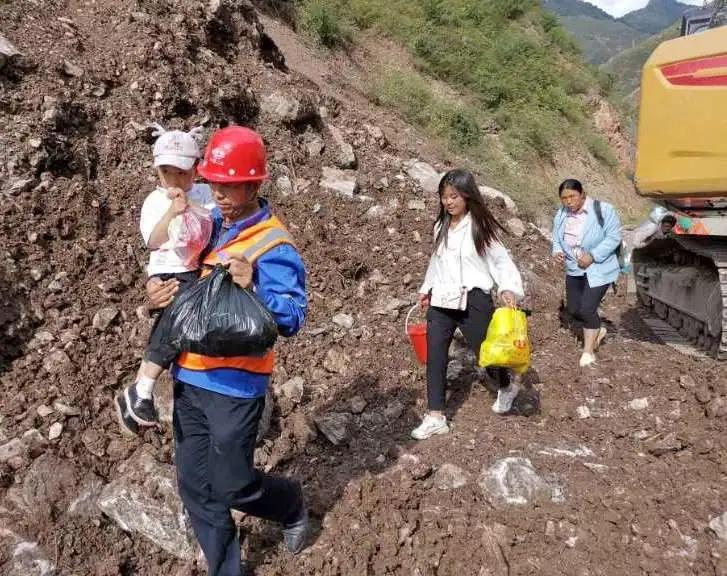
[210,147,227,165]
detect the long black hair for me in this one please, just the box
[434,169,506,256]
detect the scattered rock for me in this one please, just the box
[92,306,119,331]
[403,159,441,194]
[576,406,591,419]
[646,432,683,456]
[43,350,72,374]
[48,422,63,441]
[709,512,727,541]
[325,123,357,169]
[349,395,367,414]
[628,398,649,411]
[0,34,22,70]
[81,428,107,458]
[8,178,35,195]
[36,405,55,418]
[289,412,317,445]
[479,185,518,213]
[261,90,317,125]
[319,166,359,198]
[332,313,355,330]
[98,450,197,559]
[398,452,432,480]
[407,199,426,211]
[276,175,294,196]
[480,524,509,576]
[314,412,352,446]
[280,376,304,403]
[506,217,526,238]
[695,386,712,404]
[433,463,470,490]
[323,347,349,374]
[363,123,387,147]
[0,528,55,576]
[53,401,81,417]
[372,294,408,316]
[706,396,727,419]
[62,60,84,77]
[384,399,404,421]
[22,429,47,456]
[68,475,105,519]
[303,132,325,157]
[0,439,26,463]
[478,457,565,507]
[679,374,696,389]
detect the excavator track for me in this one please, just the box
[633,237,727,360]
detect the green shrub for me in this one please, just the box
[586,133,618,167]
[300,0,348,48]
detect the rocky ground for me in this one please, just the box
[1,1,726,575]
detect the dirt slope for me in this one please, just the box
[0,2,726,575]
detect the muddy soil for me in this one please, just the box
[0,2,725,575]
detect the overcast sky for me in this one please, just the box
[584,0,703,18]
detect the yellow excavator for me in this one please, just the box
[634,2,727,358]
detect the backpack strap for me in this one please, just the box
[594,199,604,228]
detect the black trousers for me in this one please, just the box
[173,381,304,576]
[426,288,510,411]
[143,271,200,367]
[565,274,609,330]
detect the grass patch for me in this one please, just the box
[299,0,350,48]
[301,0,615,166]
[372,70,482,150]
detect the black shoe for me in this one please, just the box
[282,507,309,555]
[115,394,140,436]
[124,384,160,426]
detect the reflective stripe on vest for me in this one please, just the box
[176,215,293,376]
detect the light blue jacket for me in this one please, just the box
[551,197,622,288]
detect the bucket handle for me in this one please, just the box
[405,303,422,336]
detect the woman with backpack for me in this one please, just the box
[552,179,622,368]
[412,169,524,440]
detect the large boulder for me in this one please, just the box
[478,457,565,507]
[98,449,197,560]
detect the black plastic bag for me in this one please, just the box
[161,265,278,357]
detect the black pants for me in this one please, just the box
[565,275,609,330]
[143,271,200,367]
[426,288,510,411]
[174,381,304,576]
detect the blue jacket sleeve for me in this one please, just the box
[552,209,564,255]
[253,244,307,337]
[590,203,622,263]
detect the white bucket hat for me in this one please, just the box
[152,127,201,170]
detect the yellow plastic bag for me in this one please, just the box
[479,308,531,374]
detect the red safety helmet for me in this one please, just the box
[197,126,268,183]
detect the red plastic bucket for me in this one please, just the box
[405,304,427,365]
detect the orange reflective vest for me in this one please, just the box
[175,215,294,377]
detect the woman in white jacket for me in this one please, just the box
[412,169,524,440]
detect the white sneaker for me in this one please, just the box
[410,414,449,440]
[594,327,607,350]
[491,382,520,414]
[579,352,596,367]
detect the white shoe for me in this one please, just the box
[594,327,607,350]
[410,414,449,440]
[491,382,520,414]
[579,352,596,367]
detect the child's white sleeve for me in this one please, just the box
[139,191,170,246]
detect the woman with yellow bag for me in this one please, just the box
[412,169,524,441]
